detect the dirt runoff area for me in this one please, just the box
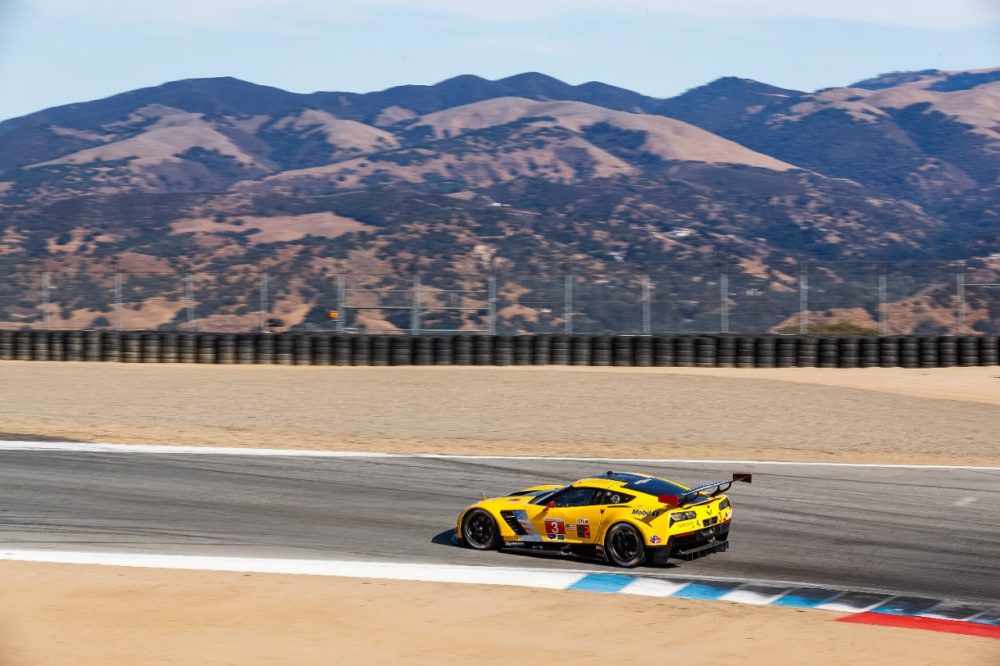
[1,361,999,465]
[1,561,996,666]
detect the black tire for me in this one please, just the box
[461,509,501,550]
[603,522,647,568]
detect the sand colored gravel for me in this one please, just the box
[0,561,996,666]
[1,362,998,465]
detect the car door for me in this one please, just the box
[530,486,605,545]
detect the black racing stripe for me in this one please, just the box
[969,610,1000,626]
[771,587,843,607]
[871,596,946,616]
[825,591,892,610]
[919,601,995,621]
[737,584,796,598]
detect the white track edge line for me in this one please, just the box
[0,441,996,470]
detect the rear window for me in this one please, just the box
[621,477,688,497]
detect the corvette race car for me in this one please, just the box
[456,470,751,567]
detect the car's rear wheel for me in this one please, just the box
[462,509,500,550]
[604,522,646,568]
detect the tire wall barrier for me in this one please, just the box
[4,332,998,368]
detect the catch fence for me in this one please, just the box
[2,259,998,335]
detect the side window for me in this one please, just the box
[552,487,597,507]
[597,490,634,505]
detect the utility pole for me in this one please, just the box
[259,270,269,332]
[336,273,346,334]
[185,274,195,331]
[719,261,730,334]
[41,270,51,329]
[487,272,497,335]
[877,262,887,336]
[955,262,966,335]
[113,269,123,331]
[798,260,809,335]
[411,272,422,335]
[564,273,574,335]
[641,271,652,335]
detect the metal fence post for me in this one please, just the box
[113,271,123,331]
[487,273,497,335]
[185,274,195,331]
[641,271,652,335]
[411,272,422,335]
[564,273,574,335]
[259,270,269,332]
[956,262,966,335]
[877,262,887,336]
[41,271,51,329]
[336,273,346,334]
[798,260,809,335]
[719,262,730,334]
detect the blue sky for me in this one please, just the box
[0,0,997,122]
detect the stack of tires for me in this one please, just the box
[897,336,918,369]
[493,336,513,366]
[633,336,653,367]
[6,330,1000,368]
[653,336,674,367]
[675,336,694,368]
[434,336,454,366]
[589,335,610,366]
[533,335,551,365]
[776,337,796,368]
[957,336,978,367]
[550,335,570,364]
[453,336,472,366]
[755,337,775,368]
[980,336,999,366]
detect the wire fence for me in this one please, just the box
[1,259,998,335]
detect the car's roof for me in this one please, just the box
[570,471,689,494]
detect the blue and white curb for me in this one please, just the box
[1,548,996,627]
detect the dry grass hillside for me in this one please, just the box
[0,69,998,333]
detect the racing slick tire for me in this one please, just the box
[603,523,647,568]
[461,509,501,550]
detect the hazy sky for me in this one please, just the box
[0,0,997,121]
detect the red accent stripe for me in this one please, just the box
[837,613,1000,639]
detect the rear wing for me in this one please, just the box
[658,473,752,507]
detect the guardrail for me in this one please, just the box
[1,331,998,368]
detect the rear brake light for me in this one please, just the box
[669,510,697,525]
[719,498,731,510]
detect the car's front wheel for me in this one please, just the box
[462,509,501,550]
[604,522,646,568]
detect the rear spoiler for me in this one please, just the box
[657,473,752,507]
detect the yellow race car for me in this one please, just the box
[456,471,751,567]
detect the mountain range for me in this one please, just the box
[0,68,998,334]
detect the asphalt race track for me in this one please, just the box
[1,450,997,603]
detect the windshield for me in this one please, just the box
[529,486,567,505]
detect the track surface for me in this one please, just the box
[1,451,997,603]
